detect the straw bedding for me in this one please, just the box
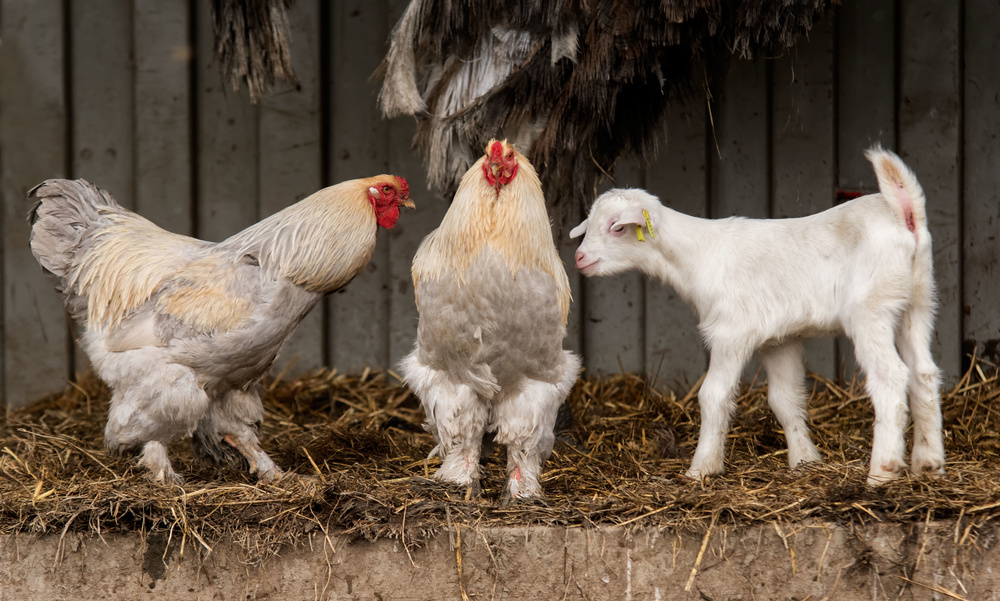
[2,357,998,563]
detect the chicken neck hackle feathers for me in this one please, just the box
[412,140,570,324]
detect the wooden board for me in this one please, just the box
[643,100,709,387]
[836,0,896,187]
[259,0,325,376]
[134,0,194,235]
[770,18,837,379]
[385,118,446,371]
[327,0,392,372]
[71,0,134,206]
[582,159,646,377]
[962,0,1000,364]
[0,0,71,407]
[709,58,769,220]
[898,0,962,380]
[558,202,585,358]
[835,0,896,378]
[195,0,259,242]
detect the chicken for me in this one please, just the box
[399,139,581,501]
[28,176,412,484]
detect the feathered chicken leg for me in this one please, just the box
[192,388,282,482]
[140,441,182,484]
[429,384,488,496]
[401,354,487,496]
[222,433,282,482]
[495,352,580,503]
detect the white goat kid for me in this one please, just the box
[570,147,945,485]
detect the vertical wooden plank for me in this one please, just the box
[643,101,709,387]
[771,18,837,379]
[963,0,1000,365]
[195,0,259,242]
[836,0,896,187]
[328,0,391,372]
[710,58,770,219]
[134,0,193,235]
[582,159,646,377]
[71,0,134,206]
[386,119,446,369]
[898,0,962,380]
[259,0,325,375]
[557,204,584,359]
[836,0,896,379]
[0,0,70,406]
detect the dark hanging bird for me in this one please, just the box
[211,0,299,103]
[378,0,836,218]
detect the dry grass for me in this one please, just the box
[2,357,998,563]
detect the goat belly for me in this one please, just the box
[415,247,568,396]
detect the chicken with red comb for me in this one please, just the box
[400,139,580,502]
[28,174,413,484]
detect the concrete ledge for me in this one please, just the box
[1,521,995,600]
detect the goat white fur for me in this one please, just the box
[570,147,945,485]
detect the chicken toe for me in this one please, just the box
[140,441,182,485]
[224,434,283,482]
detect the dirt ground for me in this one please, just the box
[3,521,997,600]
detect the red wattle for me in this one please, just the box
[376,204,401,229]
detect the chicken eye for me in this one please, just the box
[382,185,391,193]
[506,152,513,160]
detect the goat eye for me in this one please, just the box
[611,224,625,234]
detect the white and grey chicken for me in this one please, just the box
[29,176,412,484]
[400,139,580,501]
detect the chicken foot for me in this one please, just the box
[140,441,182,485]
[500,447,544,505]
[434,444,484,498]
[223,433,283,483]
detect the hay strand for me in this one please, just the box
[1,356,998,564]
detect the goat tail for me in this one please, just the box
[28,179,123,280]
[865,145,927,237]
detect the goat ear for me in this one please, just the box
[612,206,657,240]
[613,207,646,228]
[569,218,589,239]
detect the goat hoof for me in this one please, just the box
[866,465,902,486]
[912,461,945,478]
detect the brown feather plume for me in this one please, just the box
[379,0,836,221]
[211,0,299,103]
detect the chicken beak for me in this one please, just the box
[401,198,415,209]
[491,162,502,179]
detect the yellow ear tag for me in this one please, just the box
[643,209,655,239]
[635,225,645,242]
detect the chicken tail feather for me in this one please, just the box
[28,179,122,280]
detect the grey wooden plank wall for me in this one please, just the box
[0,1,995,408]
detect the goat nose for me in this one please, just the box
[574,250,585,266]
